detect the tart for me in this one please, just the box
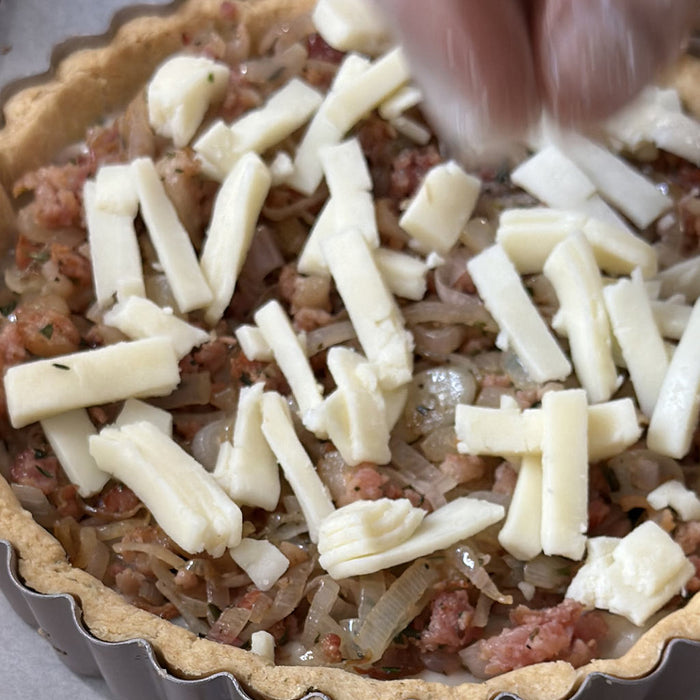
[1,1,700,699]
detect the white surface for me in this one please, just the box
[0,591,113,699]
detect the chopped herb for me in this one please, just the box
[166,151,176,159]
[528,626,540,641]
[240,372,253,386]
[207,603,222,621]
[0,300,17,316]
[35,464,53,479]
[29,250,50,264]
[174,168,184,174]
[52,363,70,370]
[314,633,320,644]
[39,323,54,339]
[380,666,401,675]
[207,72,215,82]
[33,448,47,459]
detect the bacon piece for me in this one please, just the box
[10,448,60,495]
[420,589,479,653]
[439,453,486,485]
[13,162,91,229]
[15,301,81,357]
[389,145,441,203]
[479,599,607,676]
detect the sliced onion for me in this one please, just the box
[151,558,209,635]
[472,592,494,628]
[11,483,55,519]
[211,605,252,641]
[451,544,512,605]
[433,249,471,307]
[301,576,341,647]
[243,43,308,84]
[390,438,457,509]
[459,641,489,679]
[191,416,229,471]
[412,323,467,360]
[523,554,574,591]
[354,559,440,662]
[401,365,477,440]
[113,540,187,571]
[305,320,356,355]
[403,299,496,331]
[75,526,110,581]
[153,373,212,409]
[262,187,327,222]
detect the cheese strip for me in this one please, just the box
[498,454,543,561]
[131,157,213,313]
[544,232,619,404]
[235,324,273,361]
[260,391,335,543]
[229,538,289,592]
[115,398,172,436]
[323,47,411,135]
[648,480,700,521]
[94,164,139,216]
[540,389,588,561]
[651,299,692,340]
[605,86,700,166]
[312,0,391,55]
[374,248,428,301]
[456,398,640,463]
[213,383,280,511]
[298,138,377,275]
[103,295,210,359]
[254,300,325,435]
[389,116,431,145]
[647,297,700,458]
[322,227,414,389]
[322,497,504,579]
[322,347,391,465]
[511,145,596,209]
[467,244,571,383]
[147,55,229,148]
[90,422,242,556]
[199,152,271,325]
[40,409,108,497]
[603,271,669,417]
[319,498,425,569]
[558,133,672,229]
[286,53,370,195]
[5,338,180,428]
[194,79,322,180]
[658,256,700,303]
[250,631,275,663]
[84,180,145,308]
[379,85,422,120]
[496,207,657,278]
[567,524,694,626]
[455,404,543,456]
[399,162,481,256]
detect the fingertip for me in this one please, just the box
[536,0,695,126]
[376,0,540,154]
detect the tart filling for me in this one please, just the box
[0,1,699,698]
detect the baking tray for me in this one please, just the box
[1,1,699,698]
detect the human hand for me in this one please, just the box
[376,0,695,158]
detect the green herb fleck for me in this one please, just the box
[528,627,540,641]
[29,250,50,264]
[39,323,54,339]
[0,300,17,316]
[52,363,70,370]
[174,168,184,174]
[207,603,222,621]
[240,372,253,387]
[35,464,53,479]
[207,72,214,83]
[33,448,47,459]
[380,667,401,675]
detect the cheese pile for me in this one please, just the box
[3,0,700,626]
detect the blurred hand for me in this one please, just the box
[376,0,695,158]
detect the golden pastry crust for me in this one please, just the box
[0,2,699,699]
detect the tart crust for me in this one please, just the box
[1,2,700,699]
